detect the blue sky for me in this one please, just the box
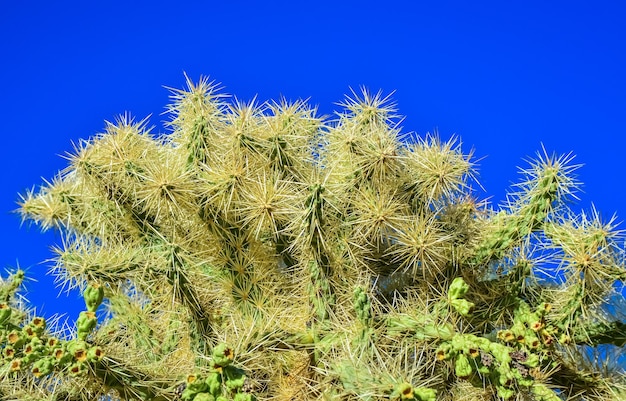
[1,1,625,323]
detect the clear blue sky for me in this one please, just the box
[1,1,625,322]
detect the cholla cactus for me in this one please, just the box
[2,75,625,401]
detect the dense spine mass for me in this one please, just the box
[1,76,625,401]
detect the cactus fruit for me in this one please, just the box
[3,78,625,401]
[68,361,87,376]
[84,283,105,312]
[87,345,105,362]
[76,311,97,340]
[212,343,234,368]
[31,357,55,377]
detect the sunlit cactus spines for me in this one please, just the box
[2,75,626,401]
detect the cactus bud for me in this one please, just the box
[46,337,59,349]
[530,320,544,331]
[3,345,15,359]
[84,283,105,312]
[436,343,453,360]
[31,357,55,378]
[542,334,554,346]
[52,346,71,364]
[87,346,105,362]
[392,382,414,399]
[450,298,474,317]
[67,340,89,362]
[31,316,46,334]
[76,311,97,340]
[68,361,86,376]
[23,337,44,363]
[74,348,88,362]
[527,335,541,349]
[23,325,37,339]
[9,358,22,372]
[212,343,234,368]
[497,330,515,343]
[186,373,209,393]
[414,387,437,401]
[7,329,25,348]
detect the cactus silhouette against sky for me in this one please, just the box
[2,76,625,400]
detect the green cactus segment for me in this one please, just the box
[573,320,626,347]
[450,298,474,317]
[454,353,472,379]
[308,259,335,323]
[84,282,105,312]
[531,383,561,401]
[473,160,568,266]
[448,277,469,300]
[186,373,209,394]
[224,365,247,392]
[190,394,215,401]
[412,387,437,401]
[302,183,331,267]
[353,286,372,326]
[336,361,379,397]
[205,371,223,396]
[447,277,475,317]
[387,312,455,341]
[352,286,375,346]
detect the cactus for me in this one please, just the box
[2,76,625,400]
